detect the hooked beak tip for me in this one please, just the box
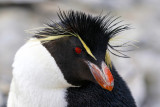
[102,81,114,91]
[107,86,114,91]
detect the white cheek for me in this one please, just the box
[12,38,73,89]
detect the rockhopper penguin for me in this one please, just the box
[7,10,136,107]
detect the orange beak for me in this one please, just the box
[87,61,114,91]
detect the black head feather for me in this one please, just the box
[36,10,130,58]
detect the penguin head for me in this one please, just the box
[33,10,129,91]
[13,10,129,91]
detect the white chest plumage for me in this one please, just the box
[7,39,73,107]
[8,80,68,107]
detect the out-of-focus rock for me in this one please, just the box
[133,50,160,107]
[0,93,4,107]
[0,0,46,3]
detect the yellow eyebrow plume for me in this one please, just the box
[105,50,112,69]
[77,35,97,60]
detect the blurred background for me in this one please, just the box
[0,0,160,107]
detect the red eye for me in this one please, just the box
[75,47,82,54]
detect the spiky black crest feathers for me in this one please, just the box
[35,10,130,67]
